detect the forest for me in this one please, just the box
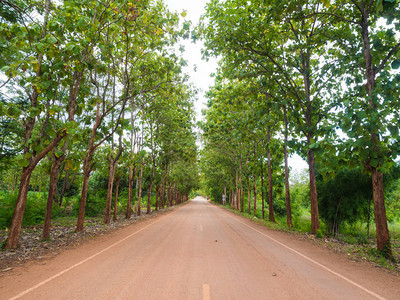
[0,0,399,264]
[198,0,400,260]
[0,0,199,250]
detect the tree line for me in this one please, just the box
[0,0,199,249]
[198,0,400,257]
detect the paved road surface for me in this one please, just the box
[0,197,399,299]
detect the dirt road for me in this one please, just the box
[0,197,399,299]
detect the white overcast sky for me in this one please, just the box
[163,0,218,120]
[163,0,308,172]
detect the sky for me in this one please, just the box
[163,0,308,172]
[163,0,218,119]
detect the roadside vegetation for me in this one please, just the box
[198,0,400,262]
[0,0,199,250]
[204,167,400,271]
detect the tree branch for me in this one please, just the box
[374,41,400,76]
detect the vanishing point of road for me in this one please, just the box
[0,197,399,299]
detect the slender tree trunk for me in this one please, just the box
[223,185,227,205]
[126,165,134,219]
[42,152,63,240]
[137,163,143,216]
[239,158,244,212]
[283,107,292,228]
[76,153,93,232]
[155,185,159,211]
[147,154,156,214]
[76,102,103,232]
[267,126,275,222]
[6,168,33,248]
[105,143,123,224]
[308,148,319,234]
[161,182,165,209]
[104,160,116,224]
[261,160,265,220]
[166,186,170,208]
[235,168,239,210]
[253,175,257,217]
[247,175,251,214]
[113,177,120,222]
[372,167,391,254]
[147,184,152,214]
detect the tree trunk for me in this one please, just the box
[104,159,115,224]
[166,187,170,208]
[308,149,319,234]
[6,168,33,248]
[253,175,257,217]
[147,154,156,214]
[42,153,63,240]
[261,160,265,220]
[283,106,292,228]
[267,126,275,222]
[235,168,239,210]
[113,177,120,222]
[76,153,93,232]
[161,182,165,209]
[147,184,152,214]
[247,175,251,214]
[371,167,391,255]
[155,185,159,211]
[137,163,143,216]
[126,165,136,219]
[239,159,244,212]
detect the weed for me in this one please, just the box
[315,229,324,239]
[1,238,7,251]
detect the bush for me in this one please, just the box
[317,167,372,235]
[0,192,16,229]
[0,191,62,229]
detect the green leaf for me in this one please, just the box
[356,111,367,119]
[388,125,399,136]
[370,158,379,168]
[391,59,400,69]
[55,150,64,158]
[17,158,29,168]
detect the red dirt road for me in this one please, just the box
[0,197,399,299]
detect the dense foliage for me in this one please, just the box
[0,0,199,248]
[198,0,400,256]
